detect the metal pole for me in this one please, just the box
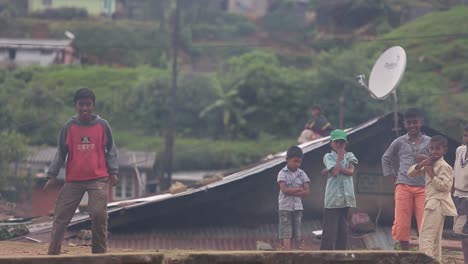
[339,94,344,129]
[392,90,400,137]
[163,0,180,189]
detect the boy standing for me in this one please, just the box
[408,136,457,262]
[381,108,430,250]
[278,146,310,250]
[44,88,118,255]
[320,129,358,250]
[452,125,468,263]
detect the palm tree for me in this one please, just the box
[199,77,256,139]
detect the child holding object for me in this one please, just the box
[408,135,457,261]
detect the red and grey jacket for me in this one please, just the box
[47,115,118,182]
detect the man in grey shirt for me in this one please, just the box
[382,108,430,250]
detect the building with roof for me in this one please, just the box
[0,38,79,69]
[224,0,270,19]
[19,147,156,217]
[18,113,461,250]
[28,0,116,17]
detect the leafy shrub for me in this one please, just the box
[31,7,88,20]
[442,65,468,82]
[47,21,168,67]
[115,131,295,170]
[314,0,400,31]
[182,3,255,42]
[310,36,353,51]
[262,3,309,33]
[0,224,29,240]
[412,56,444,72]
[189,15,255,40]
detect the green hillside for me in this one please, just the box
[313,7,468,139]
[377,7,468,135]
[0,6,467,174]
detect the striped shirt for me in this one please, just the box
[323,151,358,208]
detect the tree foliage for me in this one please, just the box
[0,131,29,196]
[0,5,466,175]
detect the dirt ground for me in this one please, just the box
[442,250,465,264]
[0,242,465,263]
[0,241,128,256]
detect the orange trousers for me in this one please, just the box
[392,184,425,241]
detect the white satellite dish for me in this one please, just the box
[357,46,407,135]
[368,46,406,99]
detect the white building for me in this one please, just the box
[0,38,79,68]
[226,0,269,19]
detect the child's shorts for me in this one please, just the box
[453,196,468,215]
[278,210,303,240]
[453,196,468,234]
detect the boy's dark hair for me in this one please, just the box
[404,108,423,120]
[311,105,321,111]
[430,135,448,148]
[74,88,95,104]
[464,124,468,131]
[286,146,303,159]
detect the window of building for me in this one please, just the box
[113,174,135,200]
[40,49,53,55]
[103,0,113,15]
[8,49,16,60]
[42,0,52,7]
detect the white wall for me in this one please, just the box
[0,48,58,67]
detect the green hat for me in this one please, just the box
[330,129,347,142]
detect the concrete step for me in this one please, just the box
[409,235,462,251]
[0,251,438,264]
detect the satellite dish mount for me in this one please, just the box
[357,46,407,136]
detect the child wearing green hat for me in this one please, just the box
[320,129,358,250]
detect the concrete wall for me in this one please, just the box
[0,49,57,67]
[31,183,61,216]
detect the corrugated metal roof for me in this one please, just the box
[100,115,383,213]
[73,221,323,250]
[24,147,156,169]
[0,38,72,49]
[21,114,388,233]
[62,220,323,251]
[20,219,459,252]
[172,171,224,182]
[63,222,402,251]
[107,194,172,208]
[25,112,460,233]
[25,147,57,164]
[17,113,464,253]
